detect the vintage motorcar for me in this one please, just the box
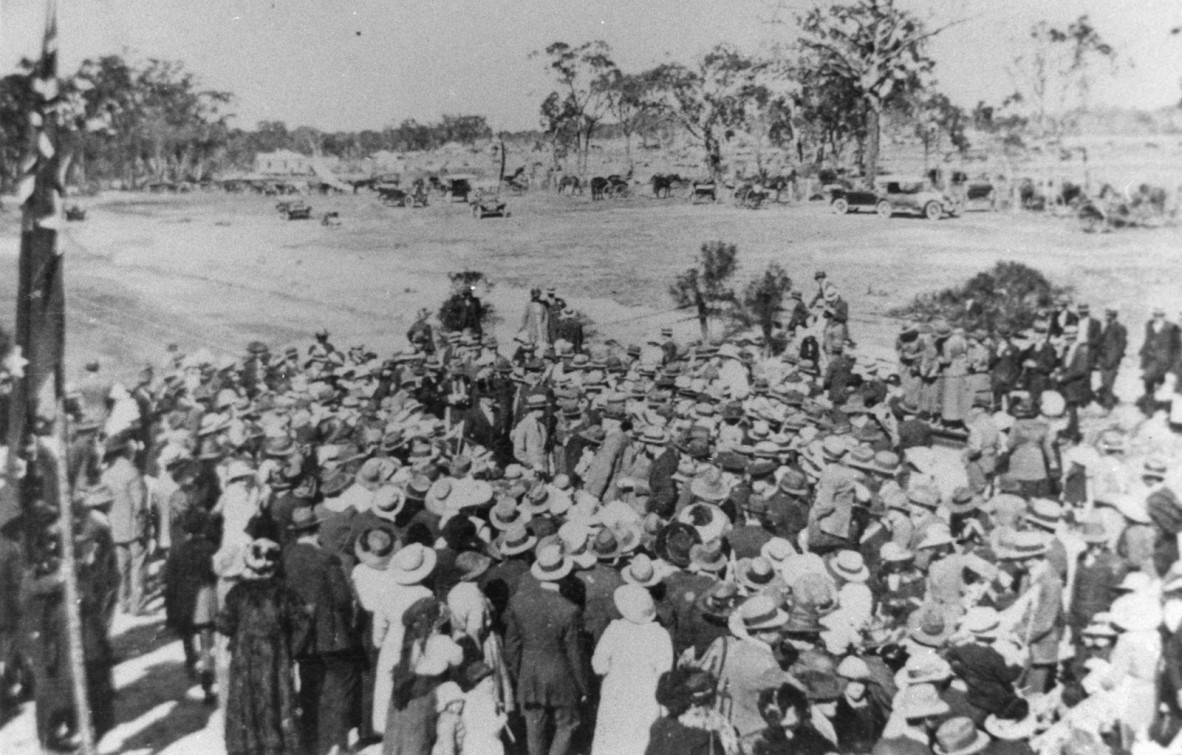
[831,178,961,220]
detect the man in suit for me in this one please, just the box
[101,438,150,616]
[1047,296,1078,338]
[1075,303,1103,367]
[1139,305,1179,412]
[642,428,680,518]
[505,541,589,755]
[1096,304,1128,412]
[283,507,364,755]
[1056,324,1091,438]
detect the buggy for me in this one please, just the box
[281,201,312,220]
[691,181,717,203]
[445,175,476,203]
[470,186,509,219]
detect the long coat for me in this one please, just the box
[1097,320,1128,371]
[591,619,674,755]
[1058,342,1092,406]
[217,577,310,755]
[939,332,971,423]
[504,580,590,707]
[282,542,361,656]
[1140,320,1179,381]
[647,447,681,517]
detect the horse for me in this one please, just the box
[557,175,582,196]
[650,173,684,199]
[590,176,609,200]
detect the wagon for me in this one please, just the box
[282,201,313,220]
[691,181,717,203]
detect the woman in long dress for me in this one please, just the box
[591,585,674,755]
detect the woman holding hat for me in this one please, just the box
[590,584,673,755]
[384,597,464,755]
[216,538,310,755]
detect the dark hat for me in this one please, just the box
[246,340,269,354]
[747,459,777,479]
[289,504,326,533]
[778,469,808,496]
[655,522,700,569]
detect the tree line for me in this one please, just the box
[533,0,1121,185]
[0,0,1120,190]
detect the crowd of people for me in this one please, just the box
[5,272,1182,755]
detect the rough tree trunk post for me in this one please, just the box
[865,101,881,189]
[696,291,710,342]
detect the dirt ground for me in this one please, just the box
[0,187,1180,387]
[1,184,1182,753]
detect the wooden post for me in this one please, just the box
[52,401,96,754]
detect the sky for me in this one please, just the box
[1,0,1180,132]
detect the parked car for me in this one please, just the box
[832,178,961,220]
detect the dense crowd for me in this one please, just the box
[5,273,1182,755]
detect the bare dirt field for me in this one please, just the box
[1,188,1179,386]
[1,184,1182,753]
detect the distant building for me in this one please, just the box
[255,149,314,175]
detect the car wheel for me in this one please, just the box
[924,201,942,220]
[876,200,892,218]
[832,198,849,215]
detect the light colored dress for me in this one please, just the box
[1106,628,1162,737]
[372,581,434,733]
[590,618,673,755]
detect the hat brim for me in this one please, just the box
[531,557,573,582]
[389,549,438,585]
[983,715,1037,741]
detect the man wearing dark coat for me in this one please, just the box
[504,551,590,755]
[283,509,364,755]
[1139,306,1180,411]
[1096,305,1128,411]
[763,470,811,542]
[456,286,484,338]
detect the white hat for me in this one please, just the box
[415,635,463,676]
[434,681,465,713]
[388,543,437,585]
[614,584,657,624]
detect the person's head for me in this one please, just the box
[844,679,866,702]
[1153,306,1166,321]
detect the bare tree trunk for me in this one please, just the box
[865,102,881,189]
[696,292,710,342]
[623,130,633,170]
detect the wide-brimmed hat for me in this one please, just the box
[678,503,729,544]
[696,580,741,619]
[895,652,953,687]
[894,683,951,720]
[355,527,397,570]
[531,540,573,582]
[1026,498,1061,531]
[760,537,795,567]
[983,699,1037,741]
[1111,493,1151,524]
[622,553,663,587]
[880,542,914,563]
[1142,455,1168,481]
[827,550,869,583]
[1074,517,1109,545]
[614,583,657,624]
[934,717,990,755]
[776,469,809,497]
[735,594,789,633]
[996,531,1049,560]
[959,606,1001,639]
[522,483,551,515]
[909,612,953,647]
[836,656,872,681]
[947,487,979,515]
[372,485,406,521]
[690,468,729,503]
[689,540,727,573]
[455,550,492,582]
[1110,593,1163,632]
[388,543,437,585]
[654,522,699,568]
[636,426,669,445]
[1081,611,1119,638]
[736,557,778,593]
[907,485,940,509]
[494,524,537,558]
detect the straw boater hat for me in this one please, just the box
[909,612,953,648]
[388,543,437,585]
[614,584,657,625]
[996,531,1049,560]
[494,524,537,558]
[827,550,869,583]
[622,554,663,588]
[895,652,953,687]
[689,540,727,573]
[531,540,573,582]
[1026,499,1061,531]
[733,594,789,634]
[736,557,778,593]
[355,527,397,570]
[455,550,492,582]
[1110,593,1163,632]
[959,607,1002,639]
[558,521,598,570]
[916,526,956,551]
[760,537,795,568]
[836,656,872,681]
[371,485,406,522]
[880,542,914,564]
[490,498,530,531]
[695,580,742,620]
[1081,611,1118,638]
[934,717,990,755]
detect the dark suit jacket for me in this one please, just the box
[1140,320,1180,378]
[282,542,361,657]
[1097,321,1128,371]
[504,578,589,706]
[1058,343,1091,404]
[647,448,680,517]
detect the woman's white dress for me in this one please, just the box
[590,618,673,755]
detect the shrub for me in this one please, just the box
[438,270,497,332]
[889,261,1071,333]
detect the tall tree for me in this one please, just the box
[648,45,764,180]
[1006,15,1117,136]
[797,0,936,187]
[600,69,662,170]
[669,241,740,342]
[533,41,617,174]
